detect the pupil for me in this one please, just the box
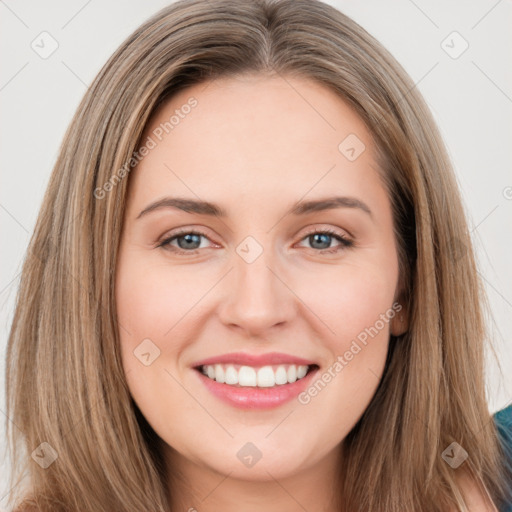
[178,233,200,249]
[311,233,330,249]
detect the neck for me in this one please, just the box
[165,444,343,512]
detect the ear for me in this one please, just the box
[390,301,408,336]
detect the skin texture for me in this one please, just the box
[114,73,412,511]
[453,469,499,512]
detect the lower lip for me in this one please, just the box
[194,366,319,410]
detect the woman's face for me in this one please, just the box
[116,74,407,484]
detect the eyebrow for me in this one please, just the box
[136,195,373,220]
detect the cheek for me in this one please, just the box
[290,273,394,443]
[115,252,195,428]
[115,252,181,390]
[298,261,397,344]
[116,254,199,346]
[295,262,397,405]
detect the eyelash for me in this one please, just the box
[157,227,354,256]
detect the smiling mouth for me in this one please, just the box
[194,363,319,388]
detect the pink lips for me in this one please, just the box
[192,351,316,368]
[192,352,319,410]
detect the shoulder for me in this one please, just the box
[492,405,512,479]
[493,405,512,445]
[455,470,498,512]
[492,405,512,512]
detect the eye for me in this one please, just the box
[296,227,354,254]
[157,227,354,256]
[157,228,213,255]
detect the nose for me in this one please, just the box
[217,243,296,337]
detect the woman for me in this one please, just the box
[5,0,512,510]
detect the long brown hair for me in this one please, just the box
[5,0,511,510]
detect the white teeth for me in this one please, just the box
[239,366,257,387]
[214,364,225,383]
[287,365,297,383]
[297,365,308,379]
[275,366,288,385]
[225,365,238,385]
[257,366,276,387]
[200,363,311,387]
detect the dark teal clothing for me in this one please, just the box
[493,405,512,512]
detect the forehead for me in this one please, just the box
[128,74,386,217]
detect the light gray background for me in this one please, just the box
[1,0,511,506]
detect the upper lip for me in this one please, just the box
[192,352,317,368]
